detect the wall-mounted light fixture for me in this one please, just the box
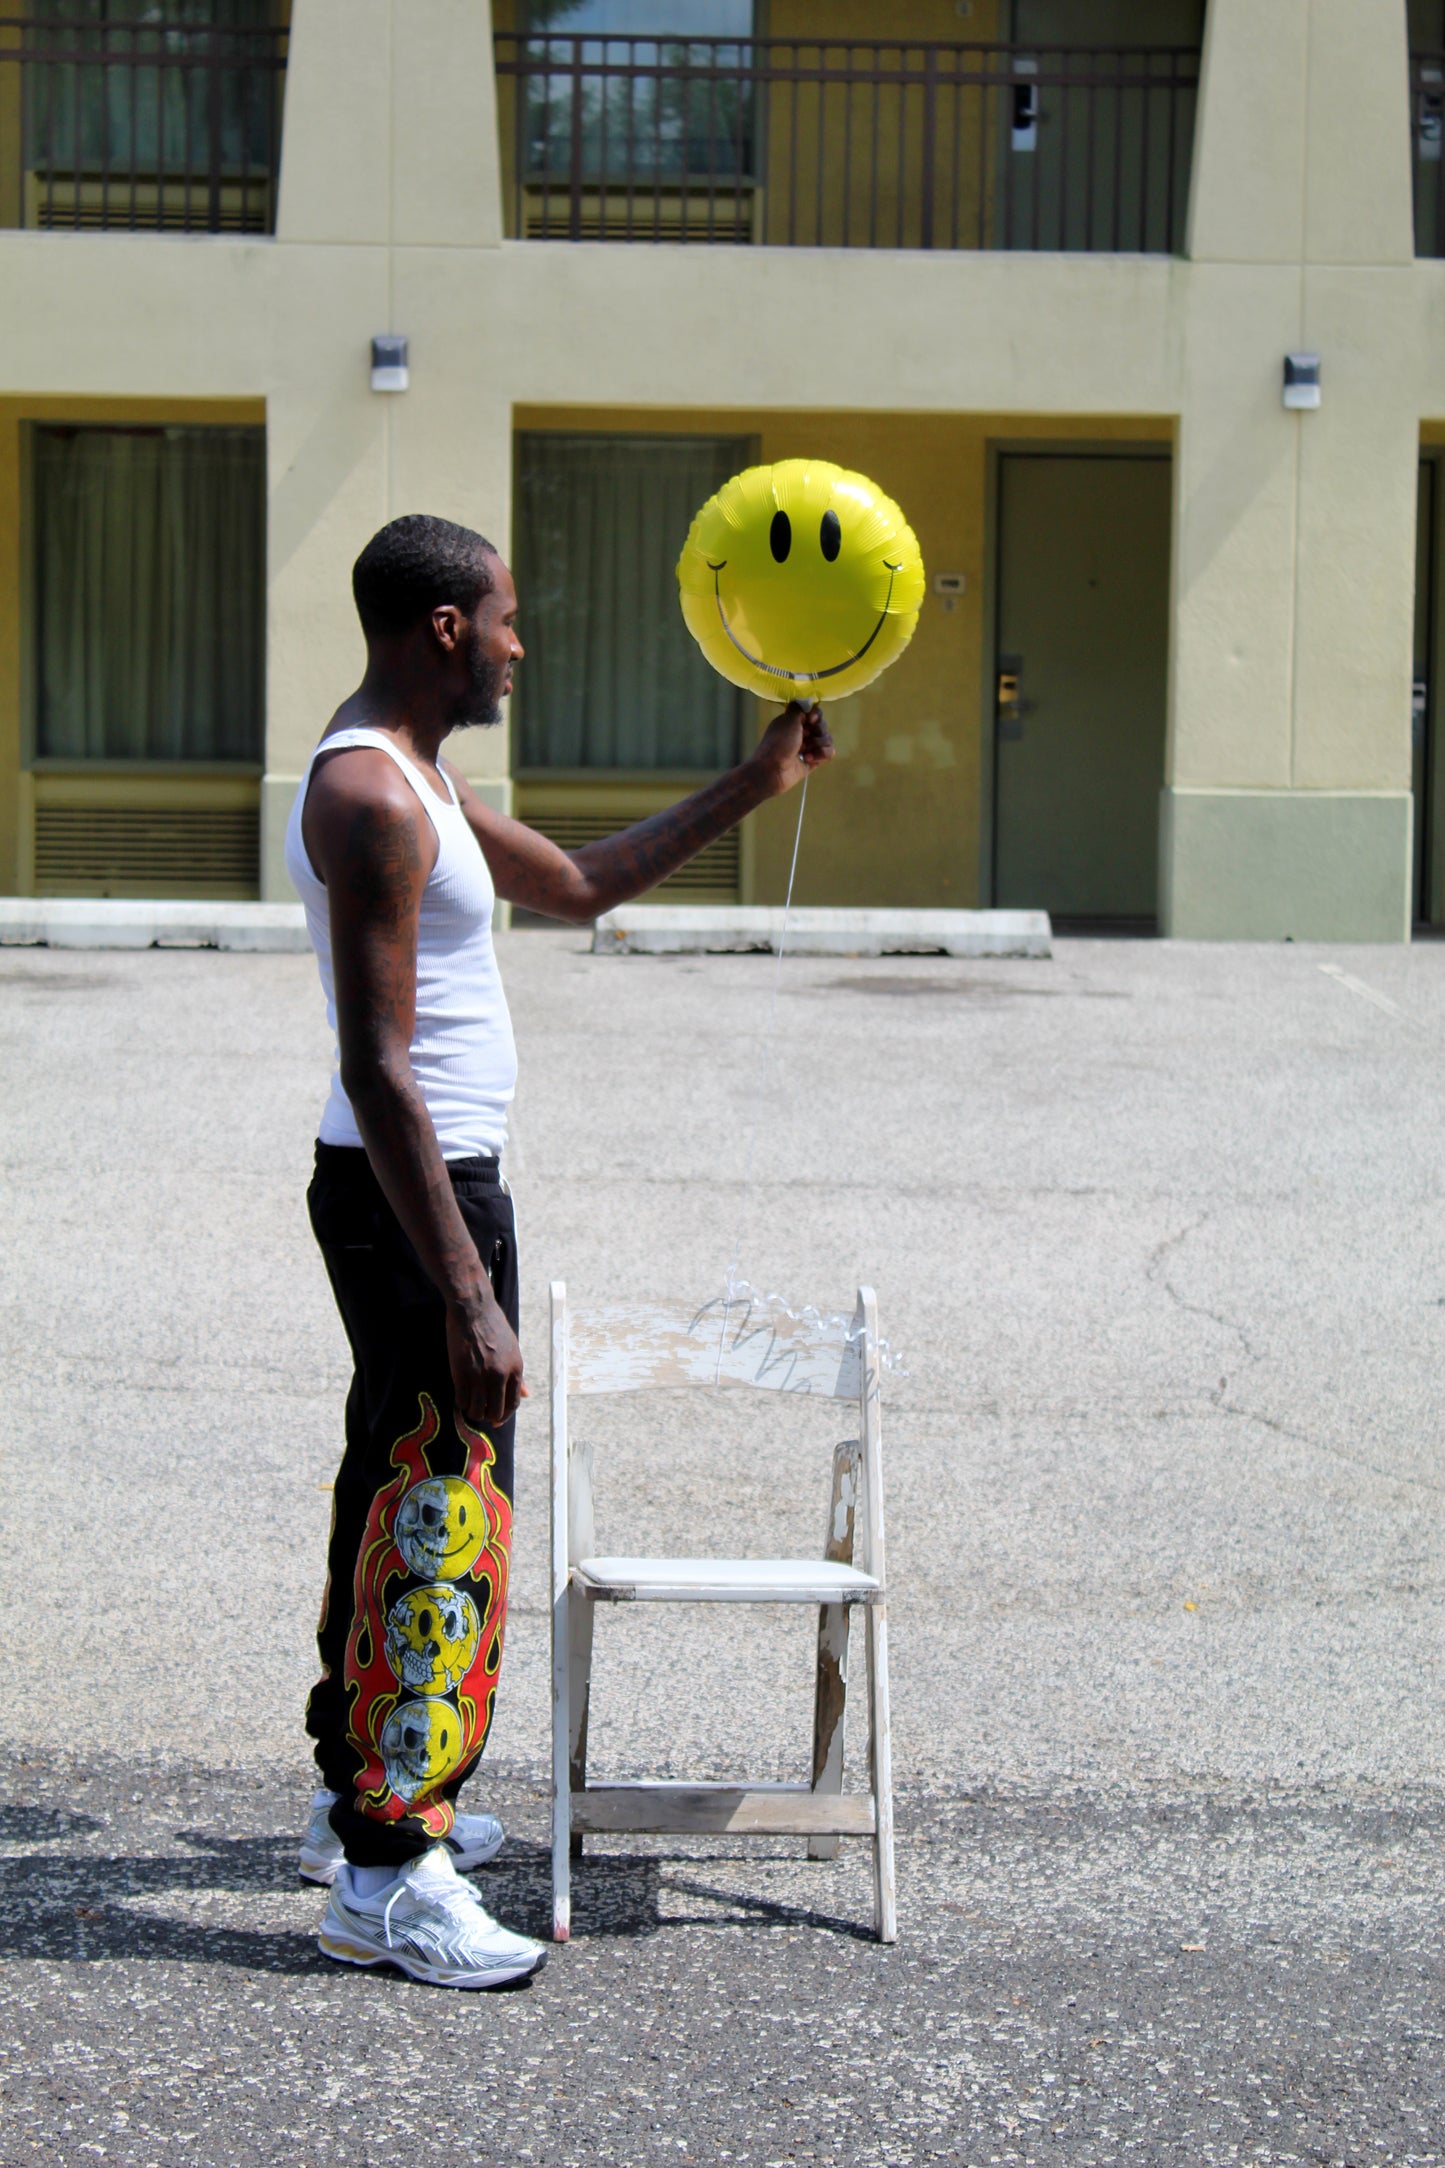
[1283,353,1321,411]
[371,335,409,393]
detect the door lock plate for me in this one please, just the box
[997,655,1024,741]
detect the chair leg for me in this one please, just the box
[809,1438,862,1862]
[866,1600,897,1944]
[567,1587,595,1861]
[808,1600,850,1861]
[550,1582,571,1942]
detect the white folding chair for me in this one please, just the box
[549,1281,896,1944]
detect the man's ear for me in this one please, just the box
[431,603,464,653]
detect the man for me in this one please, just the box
[284,513,831,1989]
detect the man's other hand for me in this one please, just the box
[752,702,835,796]
[447,1295,528,1430]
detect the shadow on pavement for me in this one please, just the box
[481,1838,876,1943]
[0,1803,105,1843]
[0,1824,876,1968]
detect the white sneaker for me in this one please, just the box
[298,1788,504,1886]
[317,1844,546,1989]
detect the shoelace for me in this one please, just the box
[379,1864,485,1950]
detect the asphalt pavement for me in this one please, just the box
[2,930,1445,2166]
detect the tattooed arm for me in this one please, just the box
[449,701,834,924]
[302,748,526,1426]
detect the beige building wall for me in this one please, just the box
[1164,0,1420,938]
[0,0,1436,936]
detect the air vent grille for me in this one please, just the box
[26,174,274,234]
[521,187,755,245]
[35,805,260,893]
[522,811,739,895]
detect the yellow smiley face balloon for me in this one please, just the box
[677,458,925,703]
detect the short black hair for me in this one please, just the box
[352,514,498,638]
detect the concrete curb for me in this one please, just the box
[0,898,311,952]
[592,905,1052,958]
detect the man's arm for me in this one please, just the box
[303,750,525,1427]
[450,702,833,924]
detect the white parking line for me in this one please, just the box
[1317,961,1403,1017]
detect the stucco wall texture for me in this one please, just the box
[0,0,1435,937]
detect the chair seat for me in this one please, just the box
[573,1555,882,1604]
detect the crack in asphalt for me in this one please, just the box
[1207,1395,1445,1501]
[1146,1211,1265,1372]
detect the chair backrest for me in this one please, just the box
[549,1282,886,1583]
[563,1292,864,1400]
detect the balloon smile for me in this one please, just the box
[708,561,900,683]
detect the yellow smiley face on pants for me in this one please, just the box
[677,459,925,703]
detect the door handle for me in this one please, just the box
[997,654,1032,741]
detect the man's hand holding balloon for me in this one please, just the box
[752,702,836,797]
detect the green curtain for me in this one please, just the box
[25,0,279,179]
[33,424,265,763]
[514,433,746,771]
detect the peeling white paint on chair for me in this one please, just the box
[564,1293,865,1399]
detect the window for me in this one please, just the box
[513,432,746,772]
[21,1,286,232]
[521,2,754,184]
[523,2,751,37]
[31,423,265,763]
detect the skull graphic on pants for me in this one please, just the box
[379,1697,466,1803]
[383,1581,482,1696]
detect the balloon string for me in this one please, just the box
[715,768,810,1382]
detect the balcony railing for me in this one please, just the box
[494,34,1200,254]
[0,12,288,235]
[1413,49,1445,257]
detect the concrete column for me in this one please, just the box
[263,0,508,898]
[1163,0,1417,939]
[275,0,502,250]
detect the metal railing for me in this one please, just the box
[1413,49,1445,257]
[494,33,1200,253]
[0,13,288,234]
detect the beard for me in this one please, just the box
[450,636,508,730]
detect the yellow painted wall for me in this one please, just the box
[515,403,1169,908]
[761,1,1004,252]
[0,17,21,233]
[0,394,265,897]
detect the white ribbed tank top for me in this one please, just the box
[284,727,517,1160]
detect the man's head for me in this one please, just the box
[352,514,521,730]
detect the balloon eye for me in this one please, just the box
[820,510,841,562]
[769,510,792,563]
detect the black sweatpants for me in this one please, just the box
[304,1142,518,1870]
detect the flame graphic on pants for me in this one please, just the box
[343,1394,512,1838]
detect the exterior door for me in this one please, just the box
[1414,459,1434,924]
[993,451,1171,921]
